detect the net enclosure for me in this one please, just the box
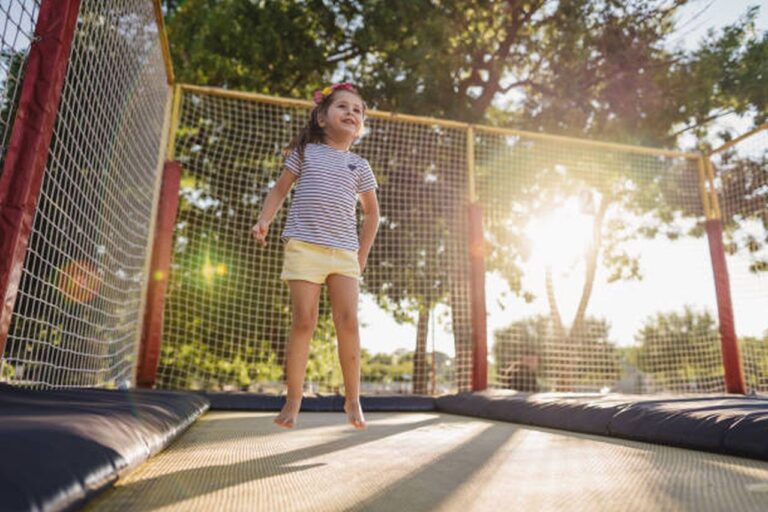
[0,0,172,388]
[155,84,765,396]
[0,0,766,397]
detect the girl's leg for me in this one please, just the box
[326,273,365,429]
[274,279,322,428]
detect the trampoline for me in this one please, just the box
[2,2,768,511]
[86,411,768,512]
[4,386,768,511]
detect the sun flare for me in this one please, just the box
[525,198,594,269]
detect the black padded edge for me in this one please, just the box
[435,390,768,461]
[724,412,768,459]
[202,392,436,412]
[0,384,209,512]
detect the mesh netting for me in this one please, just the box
[159,86,768,396]
[157,87,472,393]
[1,0,171,388]
[709,126,768,394]
[0,0,39,169]
[1,1,762,394]
[474,131,723,393]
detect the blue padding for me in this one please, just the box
[724,412,768,458]
[608,397,766,451]
[435,390,768,461]
[0,384,208,512]
[437,391,635,434]
[203,392,435,412]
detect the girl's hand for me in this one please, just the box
[251,220,269,246]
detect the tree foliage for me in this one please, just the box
[634,307,723,392]
[162,0,767,390]
[166,0,355,97]
[493,315,620,391]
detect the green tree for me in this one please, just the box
[166,0,356,97]
[348,1,766,143]
[361,350,415,388]
[349,2,763,393]
[741,335,768,392]
[0,48,26,169]
[356,122,468,393]
[162,0,767,391]
[493,315,619,391]
[674,6,768,141]
[635,307,723,392]
[716,142,768,275]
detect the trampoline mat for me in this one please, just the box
[88,411,768,511]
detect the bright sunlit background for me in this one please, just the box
[358,1,767,358]
[524,198,594,270]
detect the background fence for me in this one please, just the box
[0,1,765,396]
[156,86,473,393]
[710,125,768,392]
[0,0,171,388]
[156,84,765,396]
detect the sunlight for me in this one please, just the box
[201,253,228,285]
[524,197,594,270]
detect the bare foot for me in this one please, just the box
[344,400,366,429]
[274,399,301,429]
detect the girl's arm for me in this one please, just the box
[252,168,297,246]
[357,189,380,272]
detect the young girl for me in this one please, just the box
[252,83,379,429]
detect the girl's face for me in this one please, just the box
[319,90,365,146]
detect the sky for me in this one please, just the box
[671,0,767,51]
[358,0,768,358]
[673,1,767,148]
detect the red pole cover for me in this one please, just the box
[136,161,182,388]
[0,0,82,355]
[705,218,746,394]
[468,203,488,391]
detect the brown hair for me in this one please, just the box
[286,87,367,161]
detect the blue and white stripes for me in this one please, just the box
[281,143,377,251]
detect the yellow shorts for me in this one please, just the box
[280,239,360,284]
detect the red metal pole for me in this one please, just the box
[705,218,746,394]
[468,203,487,391]
[136,161,182,388]
[0,0,81,356]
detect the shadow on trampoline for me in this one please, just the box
[351,421,517,511]
[89,411,768,512]
[352,419,768,512]
[89,412,449,510]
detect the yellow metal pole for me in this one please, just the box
[166,84,183,161]
[704,157,722,220]
[709,124,768,156]
[177,83,701,161]
[696,156,713,220]
[152,0,175,85]
[473,125,699,160]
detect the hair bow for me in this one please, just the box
[312,82,357,105]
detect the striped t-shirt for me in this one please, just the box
[281,143,378,251]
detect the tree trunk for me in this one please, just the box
[413,303,430,394]
[545,265,566,340]
[570,195,611,338]
[546,264,572,390]
[561,194,611,391]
